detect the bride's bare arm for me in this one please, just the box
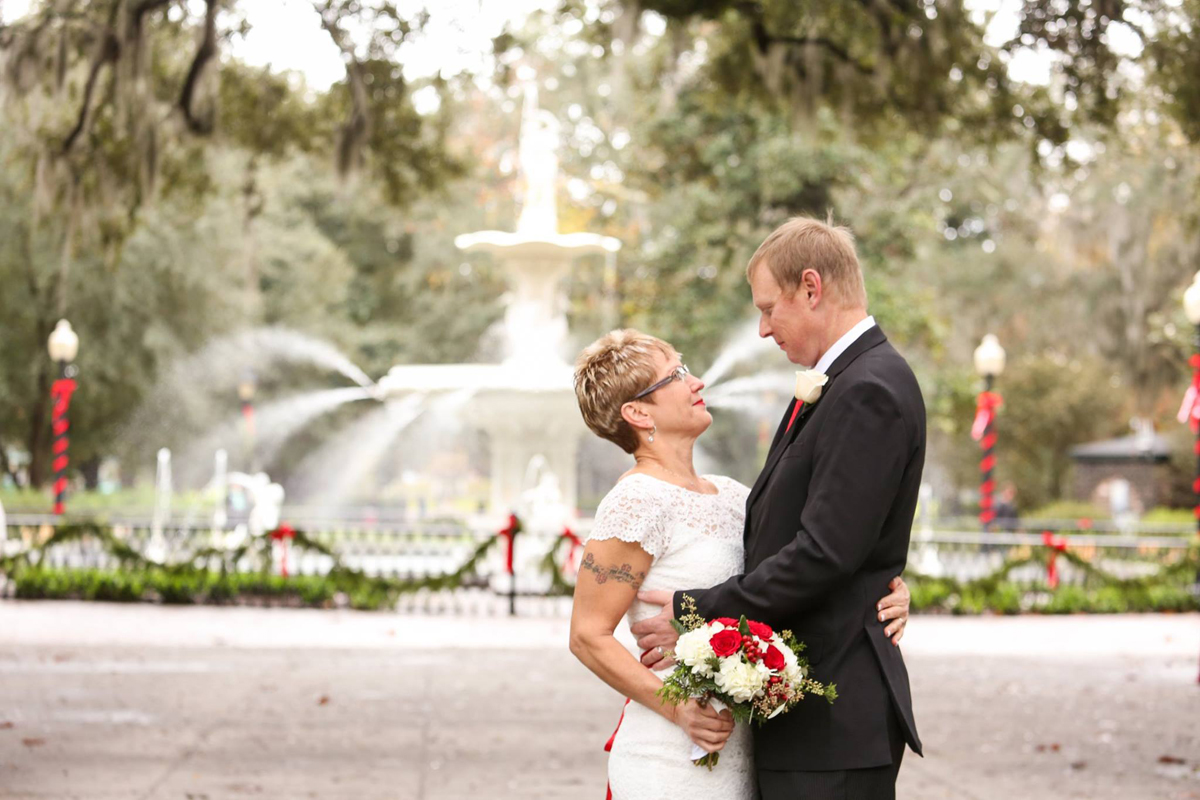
[569,538,733,753]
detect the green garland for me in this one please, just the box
[538,533,580,597]
[906,538,1200,614]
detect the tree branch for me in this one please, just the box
[178,0,218,134]
[769,34,875,75]
[736,2,875,76]
[314,2,371,175]
[60,27,120,154]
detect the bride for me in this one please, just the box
[568,329,910,799]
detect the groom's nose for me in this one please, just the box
[759,314,773,339]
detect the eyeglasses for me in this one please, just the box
[631,365,690,400]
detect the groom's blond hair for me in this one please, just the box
[747,215,868,308]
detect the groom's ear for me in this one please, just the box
[800,268,823,307]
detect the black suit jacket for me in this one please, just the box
[674,325,925,771]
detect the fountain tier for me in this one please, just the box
[377,82,619,514]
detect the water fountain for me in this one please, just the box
[376,83,619,513]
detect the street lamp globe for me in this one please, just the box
[238,374,257,403]
[1183,271,1200,325]
[973,334,1006,378]
[47,319,79,363]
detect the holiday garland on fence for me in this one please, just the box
[2,519,1196,612]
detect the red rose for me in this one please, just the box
[709,629,742,658]
[748,621,774,640]
[714,617,739,627]
[763,645,786,672]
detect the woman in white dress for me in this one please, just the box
[568,330,910,800]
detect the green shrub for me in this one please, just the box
[1146,584,1194,612]
[1140,507,1195,526]
[1042,585,1088,614]
[1090,586,1130,613]
[909,579,953,611]
[987,583,1023,614]
[1025,501,1109,522]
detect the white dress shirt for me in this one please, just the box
[813,316,876,374]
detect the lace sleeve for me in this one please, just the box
[587,476,671,559]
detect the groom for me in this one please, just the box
[635,216,925,798]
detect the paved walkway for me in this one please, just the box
[0,601,1197,799]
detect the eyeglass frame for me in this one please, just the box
[629,364,691,401]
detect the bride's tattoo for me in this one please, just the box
[580,553,646,590]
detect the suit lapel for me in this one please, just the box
[745,325,890,513]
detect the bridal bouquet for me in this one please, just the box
[657,595,837,769]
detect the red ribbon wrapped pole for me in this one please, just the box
[972,390,1003,529]
[1177,354,1200,432]
[1041,530,1068,589]
[50,378,78,516]
[270,523,296,577]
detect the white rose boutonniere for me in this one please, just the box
[794,369,829,405]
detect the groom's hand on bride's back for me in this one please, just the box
[631,589,676,668]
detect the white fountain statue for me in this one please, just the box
[376,80,620,514]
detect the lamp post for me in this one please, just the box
[238,372,257,472]
[1185,272,1200,685]
[972,334,1006,532]
[47,320,80,516]
[1182,273,1200,533]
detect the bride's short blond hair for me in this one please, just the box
[574,329,675,454]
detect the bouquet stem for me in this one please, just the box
[693,752,720,771]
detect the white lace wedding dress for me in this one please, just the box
[587,473,756,800]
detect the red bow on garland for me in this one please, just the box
[497,514,521,575]
[270,523,296,577]
[1041,530,1069,589]
[560,527,583,577]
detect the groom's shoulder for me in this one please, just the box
[839,340,924,409]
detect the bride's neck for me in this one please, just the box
[634,438,699,480]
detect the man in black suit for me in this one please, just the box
[635,216,925,799]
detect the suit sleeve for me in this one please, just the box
[673,379,910,623]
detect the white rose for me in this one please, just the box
[714,656,766,703]
[780,642,805,684]
[794,369,829,404]
[674,628,717,677]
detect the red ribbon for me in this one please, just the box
[51,378,78,418]
[1041,530,1068,589]
[971,390,1003,442]
[561,527,583,576]
[603,698,630,800]
[50,379,78,515]
[784,400,805,433]
[270,524,296,577]
[497,514,520,575]
[1178,355,1200,432]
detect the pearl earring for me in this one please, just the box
[648,424,657,443]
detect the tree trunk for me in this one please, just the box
[26,362,51,488]
[80,455,102,490]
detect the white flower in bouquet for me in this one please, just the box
[714,655,766,703]
[780,641,805,684]
[674,627,717,677]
